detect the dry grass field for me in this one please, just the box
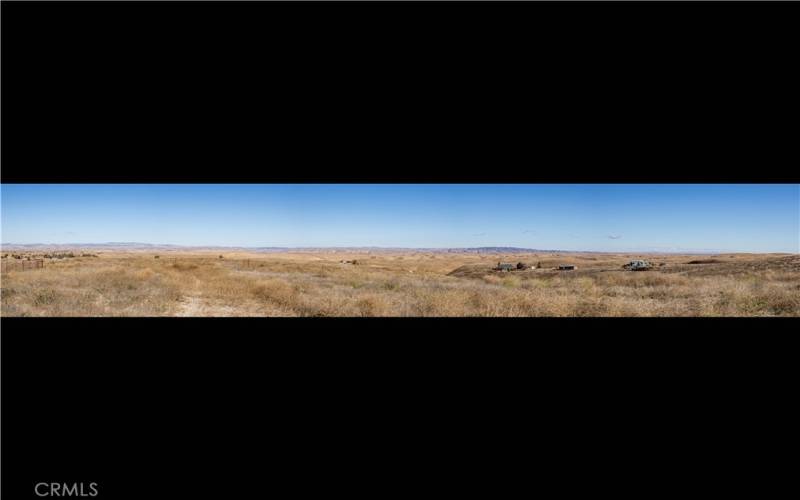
[1,250,799,316]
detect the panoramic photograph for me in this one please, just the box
[1,184,798,317]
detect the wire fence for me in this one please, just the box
[1,259,45,272]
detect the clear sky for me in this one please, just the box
[1,184,798,253]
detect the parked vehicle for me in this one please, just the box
[625,260,652,271]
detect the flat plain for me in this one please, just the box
[1,250,798,316]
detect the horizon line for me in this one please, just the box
[1,242,795,254]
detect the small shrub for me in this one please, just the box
[34,289,59,306]
[383,280,401,291]
[171,262,198,271]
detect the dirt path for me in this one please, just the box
[176,296,205,316]
[174,277,248,316]
[174,276,207,316]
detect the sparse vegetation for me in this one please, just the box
[1,251,798,317]
[43,252,78,259]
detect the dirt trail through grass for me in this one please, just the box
[174,275,231,316]
[176,295,204,316]
[172,274,202,316]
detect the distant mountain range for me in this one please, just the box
[0,243,733,254]
[0,243,562,253]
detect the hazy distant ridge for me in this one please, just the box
[0,243,735,254]
[1,243,562,252]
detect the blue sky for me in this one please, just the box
[1,184,798,252]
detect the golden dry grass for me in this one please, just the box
[1,251,798,317]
